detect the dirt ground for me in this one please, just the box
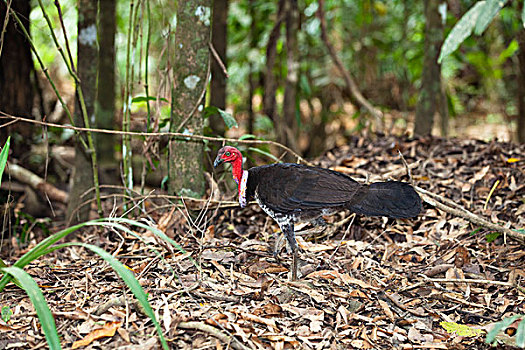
[0,135,524,349]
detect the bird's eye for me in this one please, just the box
[225,151,231,157]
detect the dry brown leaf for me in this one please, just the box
[377,300,394,322]
[72,321,122,349]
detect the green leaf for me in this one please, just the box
[485,232,500,243]
[0,136,11,188]
[204,106,238,129]
[247,147,282,163]
[1,306,13,322]
[131,96,168,104]
[239,134,257,140]
[486,314,523,345]
[474,0,507,35]
[440,321,484,337]
[1,267,61,350]
[64,242,169,350]
[438,1,486,63]
[517,318,525,348]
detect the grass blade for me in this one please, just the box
[63,242,169,350]
[0,136,11,188]
[1,266,61,350]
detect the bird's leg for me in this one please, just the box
[273,233,284,260]
[281,222,298,281]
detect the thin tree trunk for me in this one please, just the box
[517,29,525,143]
[282,0,299,153]
[263,0,285,124]
[210,0,228,136]
[67,0,98,223]
[414,0,446,136]
[168,0,211,197]
[0,0,34,156]
[316,0,383,131]
[96,0,116,166]
[247,0,257,136]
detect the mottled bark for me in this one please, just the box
[282,0,299,153]
[414,0,447,136]
[209,0,228,136]
[168,0,211,197]
[96,0,116,165]
[67,0,98,223]
[517,29,525,143]
[0,0,34,155]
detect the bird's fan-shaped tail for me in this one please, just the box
[347,181,421,218]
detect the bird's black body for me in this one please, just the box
[246,163,421,221]
[214,146,422,280]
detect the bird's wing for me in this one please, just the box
[249,163,367,213]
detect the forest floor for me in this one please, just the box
[0,135,524,349]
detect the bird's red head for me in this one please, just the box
[214,146,244,183]
[214,146,242,167]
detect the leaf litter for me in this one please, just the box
[1,135,524,349]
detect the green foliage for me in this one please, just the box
[440,321,484,337]
[439,0,516,63]
[0,217,196,349]
[438,1,487,64]
[0,136,10,188]
[1,267,61,349]
[486,314,525,348]
[1,305,13,323]
[475,0,509,35]
[485,231,500,243]
[204,106,239,129]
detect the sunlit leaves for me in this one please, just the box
[438,1,486,63]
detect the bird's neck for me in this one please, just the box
[231,157,244,187]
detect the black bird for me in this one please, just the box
[214,146,421,280]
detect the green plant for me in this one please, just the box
[439,0,520,63]
[0,217,195,349]
[486,314,525,348]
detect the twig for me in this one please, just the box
[316,0,383,129]
[0,0,11,58]
[397,150,413,184]
[419,275,515,287]
[177,321,251,350]
[0,113,310,165]
[5,7,86,150]
[208,41,229,78]
[415,188,525,244]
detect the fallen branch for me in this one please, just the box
[6,163,68,203]
[415,186,524,244]
[177,321,251,350]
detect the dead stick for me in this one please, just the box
[177,321,251,350]
[317,0,383,128]
[418,191,524,244]
[6,163,68,203]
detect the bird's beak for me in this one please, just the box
[213,156,224,168]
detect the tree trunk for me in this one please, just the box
[263,0,285,124]
[96,0,116,166]
[282,0,299,153]
[67,0,98,223]
[414,0,446,136]
[0,0,34,156]
[209,0,228,136]
[168,0,211,197]
[517,29,525,143]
